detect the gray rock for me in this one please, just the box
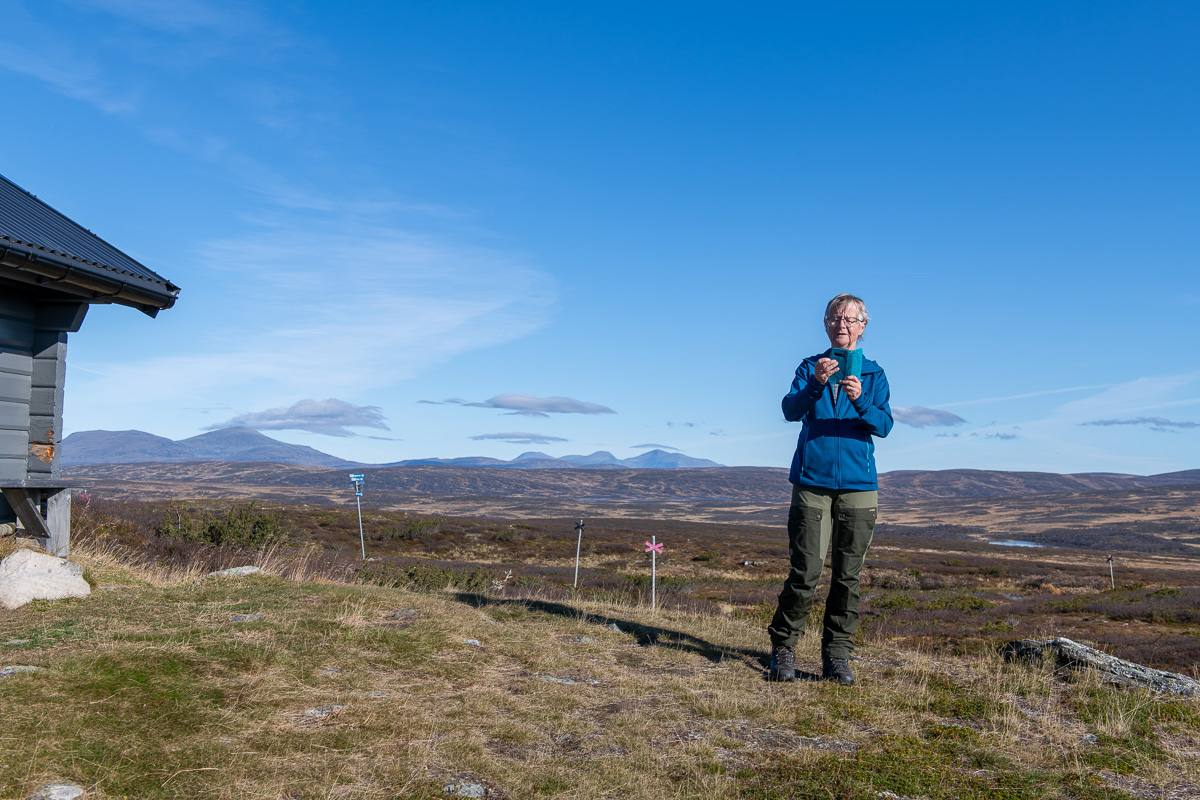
[538,675,576,685]
[0,549,90,610]
[2,639,31,646]
[384,609,417,620]
[1003,637,1200,696]
[607,623,624,634]
[303,705,345,719]
[479,615,498,625]
[0,665,42,679]
[203,566,263,580]
[443,782,486,798]
[319,667,341,676]
[28,782,84,799]
[570,636,595,644]
[231,613,265,623]
[462,638,482,647]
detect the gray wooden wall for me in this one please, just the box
[0,290,82,524]
[29,324,69,478]
[0,291,34,486]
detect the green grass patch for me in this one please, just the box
[739,735,1050,800]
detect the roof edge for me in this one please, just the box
[0,242,179,315]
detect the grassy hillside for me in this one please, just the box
[1,522,1198,799]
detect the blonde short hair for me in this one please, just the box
[824,293,869,324]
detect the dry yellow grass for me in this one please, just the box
[0,534,1196,799]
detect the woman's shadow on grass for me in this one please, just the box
[453,592,810,681]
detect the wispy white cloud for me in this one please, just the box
[209,398,390,437]
[1053,373,1200,420]
[470,432,568,444]
[1,0,296,116]
[73,217,558,406]
[69,0,268,35]
[936,384,1112,409]
[893,406,967,428]
[460,394,614,417]
[1081,417,1198,432]
[0,40,139,114]
[632,443,679,451]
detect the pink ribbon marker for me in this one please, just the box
[644,540,663,554]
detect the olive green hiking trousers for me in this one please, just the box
[767,486,877,660]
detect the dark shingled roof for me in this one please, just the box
[0,173,179,316]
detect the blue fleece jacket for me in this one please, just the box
[782,350,893,490]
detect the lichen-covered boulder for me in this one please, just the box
[1003,636,1200,696]
[0,548,91,610]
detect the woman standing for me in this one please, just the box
[768,293,893,685]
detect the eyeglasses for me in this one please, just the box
[825,316,864,327]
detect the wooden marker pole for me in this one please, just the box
[1107,555,1115,590]
[644,536,663,610]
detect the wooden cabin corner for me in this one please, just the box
[0,173,180,557]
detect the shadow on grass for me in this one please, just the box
[454,592,785,677]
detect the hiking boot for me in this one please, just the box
[769,644,796,682]
[822,656,855,686]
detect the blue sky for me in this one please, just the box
[2,1,1198,473]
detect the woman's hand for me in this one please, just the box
[815,358,840,384]
[840,375,862,401]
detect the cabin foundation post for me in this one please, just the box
[1,484,72,557]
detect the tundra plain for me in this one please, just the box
[0,464,1196,798]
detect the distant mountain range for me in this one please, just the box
[58,430,1200,501]
[60,429,723,470]
[60,428,360,468]
[390,449,721,469]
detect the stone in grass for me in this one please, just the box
[0,549,90,610]
[231,613,266,623]
[0,665,42,679]
[202,566,263,581]
[538,675,576,685]
[29,783,85,800]
[3,639,31,646]
[557,634,595,644]
[304,705,345,720]
[462,638,482,647]
[384,608,418,620]
[443,781,486,798]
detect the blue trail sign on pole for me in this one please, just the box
[349,474,366,558]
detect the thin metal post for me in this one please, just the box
[1107,555,1115,590]
[573,519,584,588]
[356,493,365,559]
[349,473,366,559]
